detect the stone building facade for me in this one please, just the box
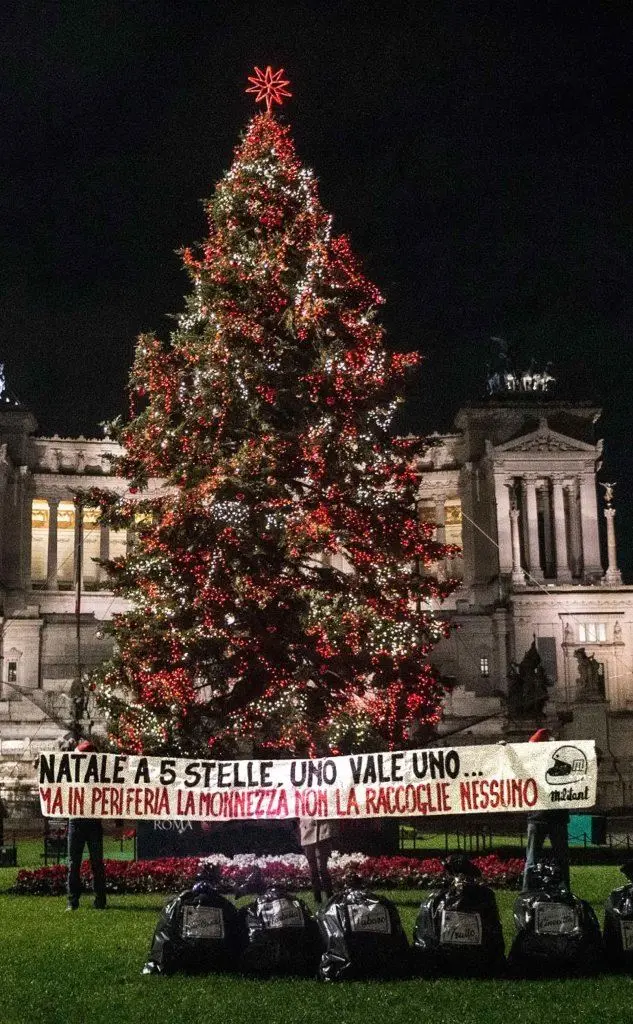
[1,390,632,811]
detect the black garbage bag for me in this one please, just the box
[317,886,409,981]
[603,859,633,970]
[239,885,321,977]
[412,854,505,976]
[507,861,603,977]
[142,876,244,975]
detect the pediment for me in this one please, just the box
[492,424,598,456]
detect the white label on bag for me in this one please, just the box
[181,905,225,940]
[620,920,633,951]
[440,910,482,946]
[534,903,578,935]
[348,904,392,934]
[260,899,305,930]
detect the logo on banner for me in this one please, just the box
[545,746,588,786]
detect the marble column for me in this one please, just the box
[434,496,446,578]
[552,478,572,581]
[524,477,543,581]
[579,475,602,578]
[539,481,554,576]
[494,475,513,575]
[73,502,83,589]
[603,507,623,586]
[45,497,60,590]
[98,521,110,586]
[566,478,583,578]
[509,507,526,585]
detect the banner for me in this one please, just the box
[38,740,597,822]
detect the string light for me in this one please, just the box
[88,107,459,757]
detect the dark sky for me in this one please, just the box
[1,2,632,571]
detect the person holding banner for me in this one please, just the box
[299,818,336,905]
[66,740,107,912]
[522,728,570,890]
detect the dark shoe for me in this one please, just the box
[93,902,107,910]
[65,903,78,912]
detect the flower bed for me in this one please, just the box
[13,851,524,896]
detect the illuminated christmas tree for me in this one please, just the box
[91,70,458,757]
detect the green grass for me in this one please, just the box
[3,835,136,868]
[1,865,632,1024]
[399,825,525,853]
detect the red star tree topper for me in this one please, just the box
[246,65,291,115]
[89,82,459,757]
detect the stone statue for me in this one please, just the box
[485,340,555,396]
[506,640,552,717]
[574,647,605,701]
[600,481,616,506]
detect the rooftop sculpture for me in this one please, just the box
[486,338,555,396]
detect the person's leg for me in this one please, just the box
[303,843,322,903]
[548,819,571,888]
[523,821,546,890]
[315,841,333,899]
[67,822,84,909]
[86,824,107,908]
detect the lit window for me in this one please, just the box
[480,656,490,678]
[7,661,17,683]
[578,623,606,643]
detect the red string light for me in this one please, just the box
[89,103,459,758]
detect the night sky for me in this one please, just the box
[1,3,632,572]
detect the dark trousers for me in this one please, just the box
[67,820,106,907]
[523,818,570,890]
[303,841,333,902]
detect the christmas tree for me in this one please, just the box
[90,70,458,758]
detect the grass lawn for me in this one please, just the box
[3,835,136,867]
[399,825,525,854]
[1,865,632,1024]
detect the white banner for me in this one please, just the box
[38,740,597,822]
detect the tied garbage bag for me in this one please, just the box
[317,885,409,981]
[412,854,505,976]
[143,870,244,975]
[239,885,321,976]
[507,861,603,977]
[603,859,633,970]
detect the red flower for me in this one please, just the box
[12,852,525,897]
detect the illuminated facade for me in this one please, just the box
[1,394,632,809]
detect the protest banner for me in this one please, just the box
[38,740,596,822]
